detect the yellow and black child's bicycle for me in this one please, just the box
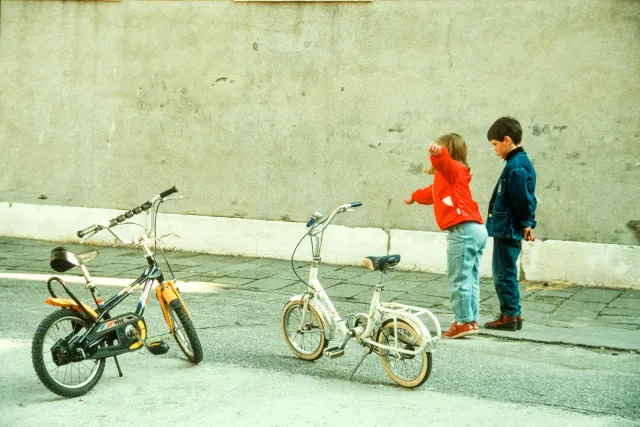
[31,186,203,397]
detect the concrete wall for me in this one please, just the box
[0,1,639,256]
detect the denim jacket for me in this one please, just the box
[486,148,537,240]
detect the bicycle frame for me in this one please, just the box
[46,252,162,350]
[300,265,440,356]
[297,204,440,356]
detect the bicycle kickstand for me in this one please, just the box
[348,346,372,381]
[113,356,123,377]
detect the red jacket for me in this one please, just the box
[411,147,484,231]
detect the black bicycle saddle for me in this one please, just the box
[50,247,99,272]
[363,254,401,272]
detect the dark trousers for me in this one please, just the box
[492,237,522,317]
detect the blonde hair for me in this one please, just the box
[426,133,470,175]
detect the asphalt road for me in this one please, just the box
[1,277,639,426]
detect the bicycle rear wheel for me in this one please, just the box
[377,319,431,388]
[166,303,203,364]
[32,309,105,397]
[281,300,327,361]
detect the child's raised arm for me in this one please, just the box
[429,144,465,185]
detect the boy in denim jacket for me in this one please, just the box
[484,117,537,331]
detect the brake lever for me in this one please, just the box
[162,195,183,202]
[79,230,99,244]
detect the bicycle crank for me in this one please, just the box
[130,328,170,356]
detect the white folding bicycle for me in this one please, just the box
[281,202,441,388]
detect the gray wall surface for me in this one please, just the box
[0,0,639,245]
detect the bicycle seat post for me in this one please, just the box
[376,270,386,291]
[80,264,105,307]
[79,264,92,286]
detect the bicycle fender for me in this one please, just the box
[379,315,422,340]
[378,314,436,352]
[160,286,179,305]
[288,295,335,341]
[159,280,192,319]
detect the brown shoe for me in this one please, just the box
[484,313,518,331]
[516,315,522,330]
[443,322,478,339]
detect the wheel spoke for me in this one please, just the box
[36,314,103,392]
[167,305,200,362]
[283,304,323,358]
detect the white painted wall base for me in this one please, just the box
[1,203,638,289]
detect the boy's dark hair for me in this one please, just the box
[487,116,523,145]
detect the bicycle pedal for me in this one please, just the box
[148,341,170,356]
[323,346,344,359]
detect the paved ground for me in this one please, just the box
[2,339,637,427]
[2,272,639,425]
[1,236,639,351]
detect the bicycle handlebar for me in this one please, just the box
[306,202,362,230]
[76,186,180,238]
[304,202,363,258]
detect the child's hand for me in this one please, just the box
[524,227,535,241]
[404,197,415,205]
[428,143,442,156]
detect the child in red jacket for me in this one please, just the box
[404,133,488,338]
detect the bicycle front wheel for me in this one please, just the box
[166,303,203,364]
[377,319,432,388]
[281,300,327,361]
[32,309,105,397]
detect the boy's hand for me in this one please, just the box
[524,227,535,241]
[428,143,442,156]
[404,197,415,205]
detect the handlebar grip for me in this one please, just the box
[77,225,98,238]
[350,202,363,208]
[159,185,180,199]
[76,191,172,239]
[306,217,317,228]
[116,201,153,225]
[132,201,152,215]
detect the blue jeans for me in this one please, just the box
[492,237,522,316]
[446,222,488,323]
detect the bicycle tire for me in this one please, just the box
[167,303,203,364]
[32,309,105,397]
[376,318,432,388]
[281,300,327,361]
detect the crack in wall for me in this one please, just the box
[384,228,391,254]
[446,15,453,68]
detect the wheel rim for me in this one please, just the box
[41,316,101,389]
[284,304,323,355]
[379,323,425,382]
[169,306,194,357]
